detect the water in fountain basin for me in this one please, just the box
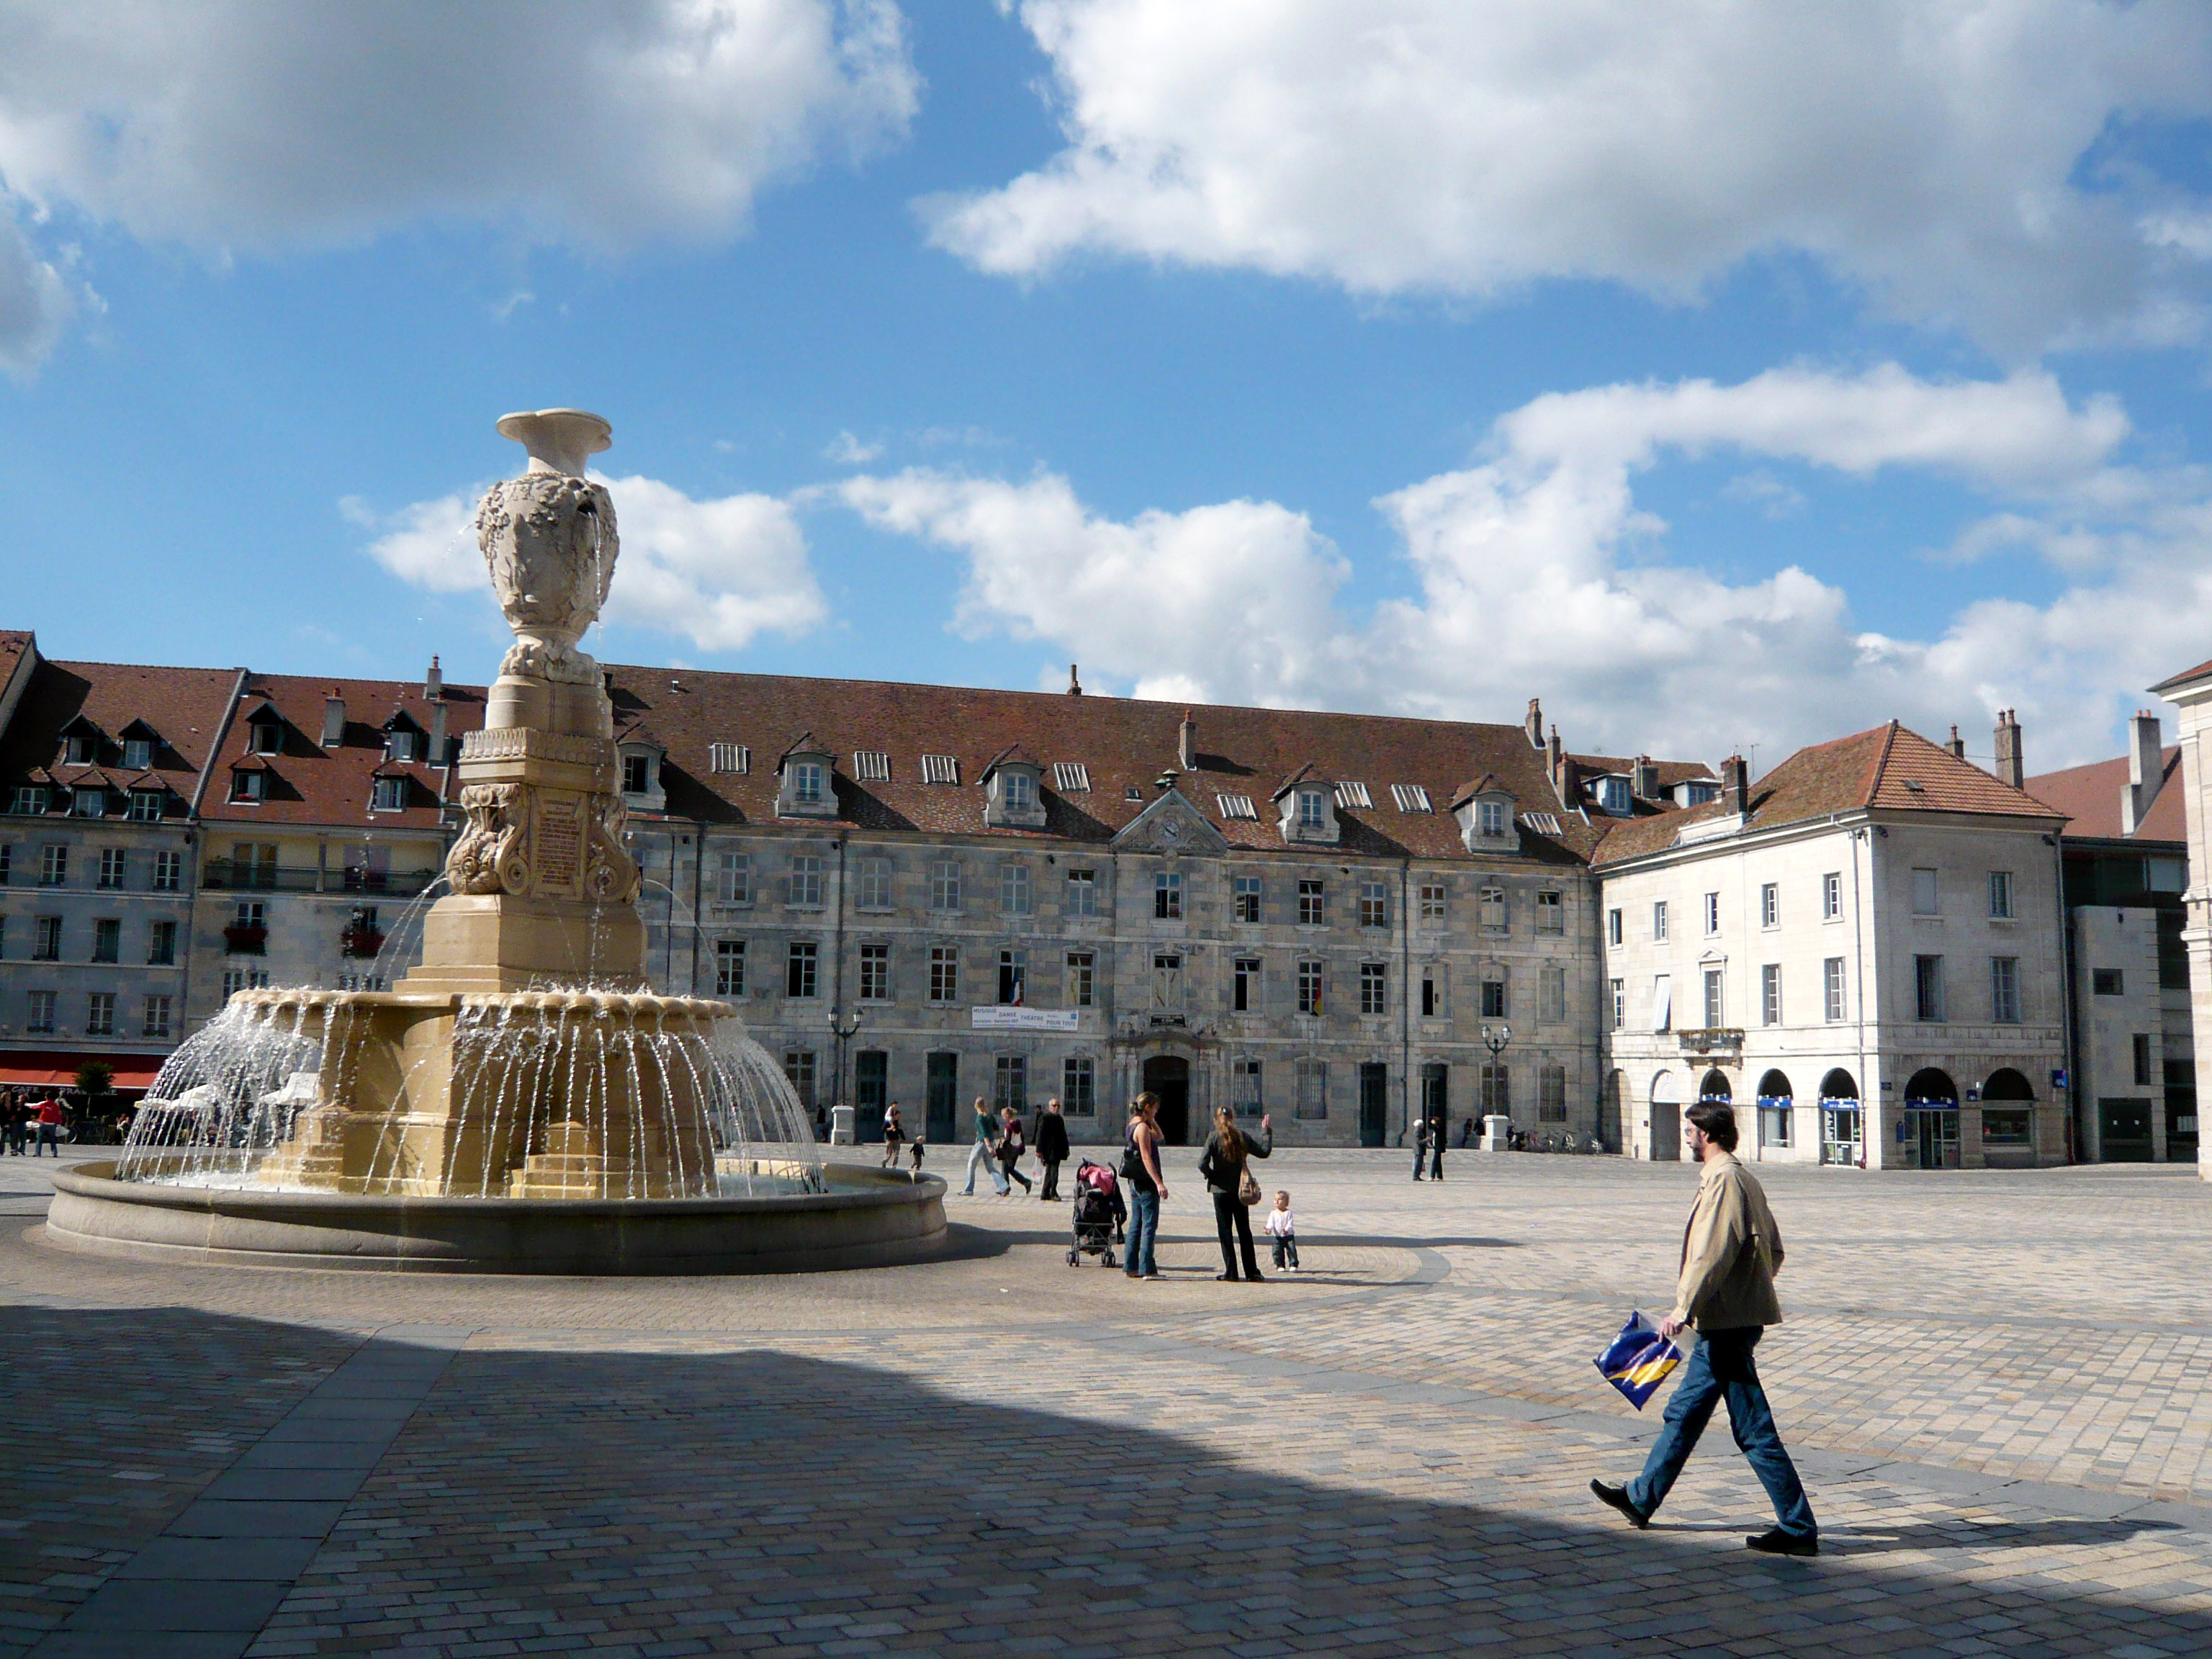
[116,988,826,1197]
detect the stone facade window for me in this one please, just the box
[860,943,891,1002]
[998,950,1027,1004]
[1064,1056,1096,1115]
[717,852,751,904]
[1002,863,1033,915]
[1990,956,2020,1022]
[930,861,962,912]
[1152,952,1182,1007]
[1479,886,1506,932]
[26,989,55,1033]
[788,855,823,908]
[857,858,892,910]
[91,918,120,963]
[1824,957,1846,1021]
[1535,889,1563,933]
[1359,881,1389,930]
[1066,868,1098,917]
[786,941,819,999]
[1296,959,1323,1015]
[33,916,60,961]
[994,1055,1028,1113]
[1761,964,1781,1026]
[1066,951,1094,1007]
[1295,1059,1327,1119]
[143,994,171,1038]
[1155,871,1182,920]
[1233,956,1259,1012]
[1235,876,1262,922]
[1823,873,1842,919]
[148,920,176,966]
[1233,1059,1263,1116]
[1480,1063,1509,1115]
[1539,1065,1568,1122]
[1359,961,1387,1015]
[1421,968,1442,1017]
[1298,879,1325,926]
[783,1051,817,1109]
[929,946,959,1004]
[1989,871,2015,920]
[1914,955,1945,1021]
[1419,883,1445,923]
[1480,972,1506,1019]
[715,940,745,996]
[86,992,114,1036]
[98,848,126,889]
[1540,963,1566,1023]
[153,850,181,891]
[40,845,66,886]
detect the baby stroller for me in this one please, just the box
[1066,1158,1126,1267]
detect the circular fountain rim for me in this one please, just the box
[41,1161,950,1276]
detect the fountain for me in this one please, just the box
[44,410,946,1272]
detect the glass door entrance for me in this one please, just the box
[1907,1107,1960,1169]
[1820,1105,1862,1166]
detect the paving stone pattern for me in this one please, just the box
[6,1146,2212,1655]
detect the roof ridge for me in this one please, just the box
[1863,719,1901,809]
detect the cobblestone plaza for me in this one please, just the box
[8,1148,2212,1658]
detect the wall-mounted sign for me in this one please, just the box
[971,1007,1080,1033]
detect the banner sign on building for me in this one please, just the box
[970,1007,1080,1033]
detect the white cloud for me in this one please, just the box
[824,430,885,464]
[840,469,1352,706]
[0,0,919,251]
[0,201,78,375]
[356,474,828,655]
[840,364,2211,768]
[927,0,2212,351]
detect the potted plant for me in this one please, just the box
[222,921,269,955]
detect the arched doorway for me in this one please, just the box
[1649,1071,1681,1161]
[1817,1068,1861,1166]
[1142,1054,1192,1146]
[1979,1066,2041,1164]
[1903,1067,1959,1170]
[1699,1069,1732,1101]
[1755,1069,1794,1158]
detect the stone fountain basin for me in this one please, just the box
[41,1161,947,1275]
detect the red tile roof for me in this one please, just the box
[1593,721,2062,865]
[198,673,485,830]
[2024,748,2187,844]
[2151,656,2212,696]
[603,666,1655,866]
[0,657,243,817]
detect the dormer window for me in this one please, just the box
[230,769,266,803]
[1681,781,1718,806]
[247,718,282,756]
[122,738,153,770]
[1298,788,1326,829]
[388,730,419,763]
[63,732,94,765]
[128,789,164,822]
[73,787,107,818]
[774,739,837,819]
[372,776,408,811]
[1452,776,1522,855]
[1597,776,1631,815]
[981,751,1048,829]
[1480,800,1507,837]
[623,754,651,795]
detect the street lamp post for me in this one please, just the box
[1480,1023,1511,1148]
[827,1006,864,1144]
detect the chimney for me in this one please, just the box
[1632,754,1658,800]
[321,693,346,748]
[1948,724,1965,760]
[1547,724,1563,791]
[1527,697,1544,748]
[425,655,442,700]
[430,699,449,765]
[1179,711,1197,770]
[1993,709,2023,789]
[1067,663,1083,696]
[2123,710,2164,834]
[1722,754,1749,813]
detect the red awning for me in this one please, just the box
[0,1051,166,1089]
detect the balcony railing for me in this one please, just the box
[1677,1028,1745,1054]
[203,860,441,897]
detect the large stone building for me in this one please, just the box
[1595,721,2069,1169]
[2026,713,2194,1164]
[603,672,1637,1148]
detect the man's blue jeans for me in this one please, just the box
[1628,1326,1815,1538]
[1123,1188,1159,1277]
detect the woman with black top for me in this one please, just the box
[1198,1106,1273,1281]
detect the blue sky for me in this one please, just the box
[2,1,2211,771]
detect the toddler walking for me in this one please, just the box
[1264,1190,1299,1272]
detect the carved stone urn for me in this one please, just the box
[477,409,618,691]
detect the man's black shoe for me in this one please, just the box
[1745,1528,1818,1557]
[1589,1480,1648,1529]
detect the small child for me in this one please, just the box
[1264,1189,1298,1272]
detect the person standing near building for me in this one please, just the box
[962,1098,1007,1197]
[997,1105,1033,1195]
[1122,1094,1166,1280]
[1590,1100,1817,1556]
[1428,1108,1445,1182]
[1033,1097,1071,1202]
[880,1102,906,1169]
[1199,1107,1273,1281]
[32,1096,66,1158]
[1412,1111,1431,1181]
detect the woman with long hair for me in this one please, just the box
[1198,1105,1273,1281]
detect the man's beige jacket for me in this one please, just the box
[1670,1148,1784,1331]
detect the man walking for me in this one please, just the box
[961,1097,1007,1197]
[1122,1094,1166,1280]
[1033,1096,1071,1202]
[1591,1100,1817,1555]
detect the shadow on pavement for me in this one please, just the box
[7,1303,2211,1657]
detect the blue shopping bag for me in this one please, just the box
[1594,1310,1682,1411]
